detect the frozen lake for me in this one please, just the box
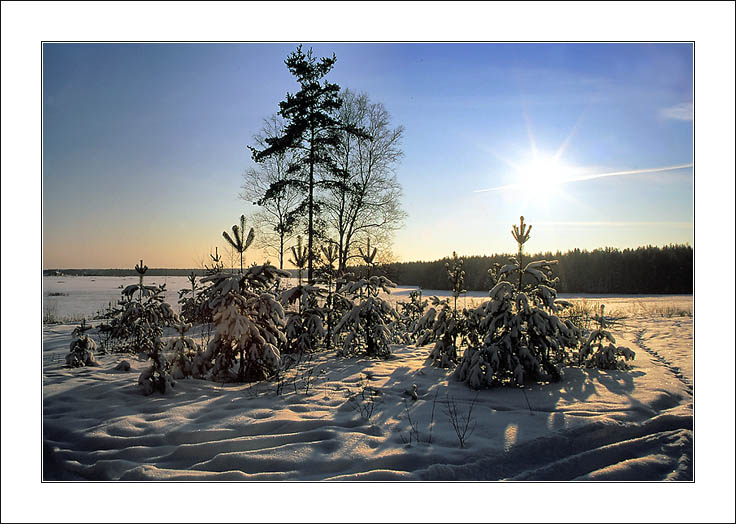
[42,275,693,322]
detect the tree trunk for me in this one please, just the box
[279,232,284,270]
[308,130,315,285]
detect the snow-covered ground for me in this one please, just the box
[42,286,693,482]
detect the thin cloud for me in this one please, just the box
[660,102,693,121]
[475,163,693,193]
[533,221,692,228]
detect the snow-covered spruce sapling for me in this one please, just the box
[130,285,177,395]
[102,261,178,357]
[205,247,224,275]
[334,275,398,359]
[453,216,581,388]
[193,264,288,382]
[424,253,466,367]
[222,215,256,274]
[166,321,202,379]
[578,304,635,369]
[417,296,458,368]
[447,252,466,319]
[65,319,100,367]
[178,272,204,324]
[358,238,377,276]
[396,289,428,344]
[290,235,308,286]
[280,284,327,354]
[278,235,327,354]
[135,259,148,302]
[318,241,340,350]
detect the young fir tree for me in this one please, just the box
[280,285,326,354]
[103,260,177,357]
[222,215,256,274]
[358,237,378,275]
[65,319,100,367]
[290,235,308,286]
[178,272,206,325]
[453,217,581,388]
[250,45,364,285]
[129,283,178,395]
[414,253,467,368]
[318,241,340,350]
[396,289,428,344]
[94,260,177,392]
[166,321,202,379]
[578,304,635,369]
[135,259,148,302]
[205,247,224,275]
[334,274,398,359]
[280,236,327,354]
[193,264,289,382]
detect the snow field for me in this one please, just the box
[43,309,693,481]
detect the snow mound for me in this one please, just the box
[43,317,692,481]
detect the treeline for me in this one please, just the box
[44,268,300,278]
[375,244,693,294]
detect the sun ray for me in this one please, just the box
[554,106,588,162]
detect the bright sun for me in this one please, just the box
[515,155,570,192]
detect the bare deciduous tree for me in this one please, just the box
[324,89,406,273]
[241,116,303,270]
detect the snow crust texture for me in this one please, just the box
[43,304,693,481]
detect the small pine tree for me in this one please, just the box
[578,304,635,369]
[289,235,309,286]
[223,215,256,274]
[205,247,224,275]
[453,217,581,388]
[396,289,428,344]
[358,238,378,276]
[102,261,177,357]
[425,252,467,368]
[65,319,100,367]
[166,321,202,379]
[279,235,327,354]
[334,275,398,359]
[318,241,340,349]
[280,284,327,354]
[132,285,178,395]
[194,264,288,382]
[447,252,466,318]
[178,271,209,326]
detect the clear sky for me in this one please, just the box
[42,42,693,269]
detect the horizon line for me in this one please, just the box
[42,241,693,271]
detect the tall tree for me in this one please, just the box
[250,45,354,284]
[241,116,302,270]
[324,89,406,273]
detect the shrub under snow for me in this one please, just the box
[578,304,635,369]
[166,321,202,379]
[65,320,100,368]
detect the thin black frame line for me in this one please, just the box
[40,40,695,484]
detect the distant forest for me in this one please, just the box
[376,244,693,294]
[44,244,692,295]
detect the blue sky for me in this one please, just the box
[43,43,693,268]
